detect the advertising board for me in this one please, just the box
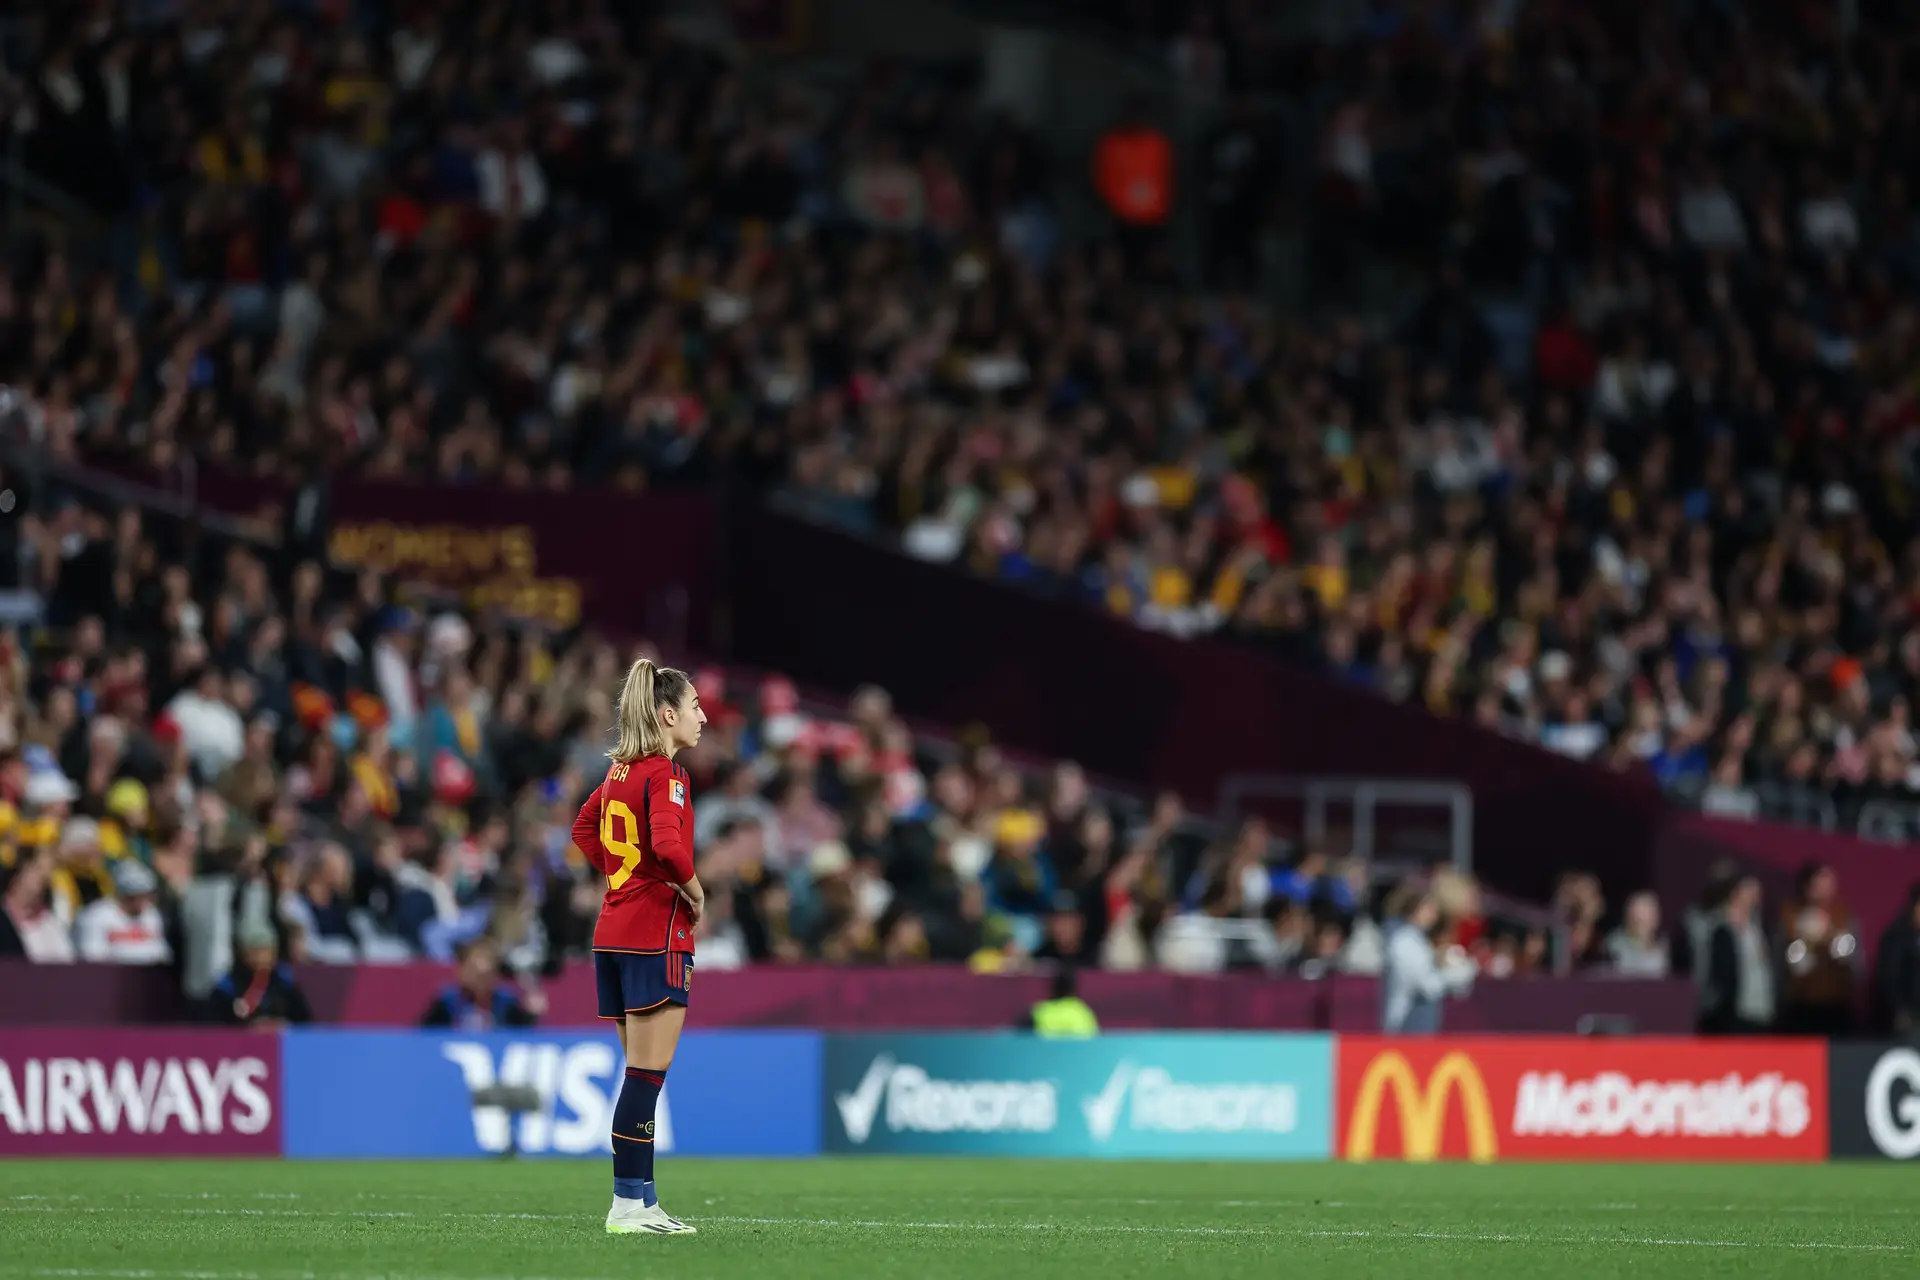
[0,1028,281,1156]
[823,1033,1334,1158]
[281,1030,820,1158]
[1827,1043,1920,1160]
[1337,1037,1828,1163]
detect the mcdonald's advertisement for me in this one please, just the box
[1337,1037,1829,1163]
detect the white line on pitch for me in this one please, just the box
[0,1204,1908,1252]
[700,1215,1905,1250]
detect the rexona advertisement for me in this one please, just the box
[1337,1037,1828,1163]
[823,1033,1334,1158]
[1827,1043,1920,1159]
[0,1029,281,1157]
[281,1030,821,1158]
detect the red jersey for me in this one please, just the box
[572,755,696,954]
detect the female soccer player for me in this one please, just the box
[571,658,707,1235]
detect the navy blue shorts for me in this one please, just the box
[595,949,693,1019]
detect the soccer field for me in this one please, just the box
[2,1159,1914,1280]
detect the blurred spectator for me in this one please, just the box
[1432,866,1489,960]
[0,851,75,962]
[282,845,359,964]
[206,920,312,1028]
[1297,916,1353,980]
[1382,893,1476,1034]
[1260,897,1308,972]
[1778,863,1858,1037]
[983,810,1057,953]
[1678,860,1741,979]
[1700,876,1775,1036]
[420,938,541,1031]
[1552,872,1608,969]
[1092,98,1173,276]
[1605,892,1671,979]
[168,667,245,781]
[74,859,171,965]
[695,760,779,851]
[1876,884,1920,1039]
[1033,892,1089,966]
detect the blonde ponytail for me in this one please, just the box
[610,658,692,762]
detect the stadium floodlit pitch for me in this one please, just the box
[3,1159,1915,1279]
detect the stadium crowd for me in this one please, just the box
[9,0,1900,842]
[3,460,1910,1039]
[782,0,1920,844]
[0,484,1564,998]
[2,0,1919,1034]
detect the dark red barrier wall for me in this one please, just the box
[0,962,1698,1033]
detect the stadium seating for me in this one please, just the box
[4,0,1909,1041]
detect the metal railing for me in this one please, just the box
[1215,773,1475,873]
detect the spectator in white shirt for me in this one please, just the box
[0,850,76,962]
[75,860,173,965]
[477,119,548,223]
[166,666,246,780]
[370,613,420,741]
[1606,892,1672,978]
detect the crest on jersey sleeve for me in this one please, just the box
[669,779,686,807]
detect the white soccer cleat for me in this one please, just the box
[605,1198,697,1235]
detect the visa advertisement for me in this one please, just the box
[1337,1037,1829,1164]
[281,1030,821,1158]
[822,1033,1335,1159]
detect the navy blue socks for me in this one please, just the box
[612,1066,665,1203]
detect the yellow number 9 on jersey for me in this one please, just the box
[602,799,644,889]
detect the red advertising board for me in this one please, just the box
[0,1029,282,1156]
[1338,1037,1828,1163]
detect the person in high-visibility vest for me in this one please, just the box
[1025,966,1099,1038]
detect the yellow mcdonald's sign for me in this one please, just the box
[1345,1051,1498,1163]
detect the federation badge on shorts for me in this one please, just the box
[669,779,686,807]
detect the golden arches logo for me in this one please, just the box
[1345,1051,1498,1163]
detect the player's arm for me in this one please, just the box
[644,768,705,922]
[644,769,696,887]
[571,783,611,875]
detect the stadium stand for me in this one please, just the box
[10,0,1914,1041]
[771,0,1920,849]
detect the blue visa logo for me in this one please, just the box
[439,1039,675,1156]
[283,1030,823,1159]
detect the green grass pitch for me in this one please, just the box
[3,1159,1916,1279]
